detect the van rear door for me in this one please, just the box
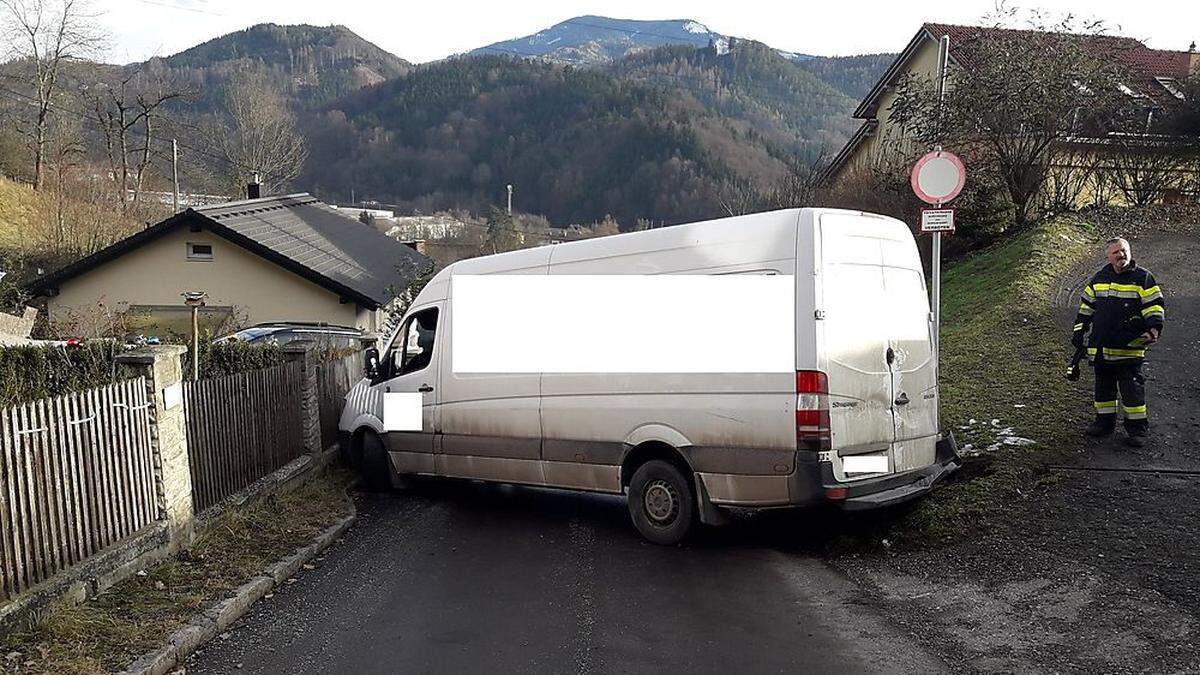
[881,250,938,472]
[817,211,939,480]
[817,213,897,480]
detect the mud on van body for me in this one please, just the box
[339,208,960,544]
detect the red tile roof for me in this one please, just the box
[921,22,1194,108]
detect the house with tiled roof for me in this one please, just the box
[822,23,1199,202]
[28,193,432,336]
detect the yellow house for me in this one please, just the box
[29,193,431,337]
[823,23,1200,203]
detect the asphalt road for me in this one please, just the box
[186,480,945,674]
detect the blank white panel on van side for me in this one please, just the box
[438,247,550,464]
[538,210,802,474]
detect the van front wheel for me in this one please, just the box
[628,460,697,545]
[359,431,392,492]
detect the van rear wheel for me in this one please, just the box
[628,460,697,545]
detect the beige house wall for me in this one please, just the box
[829,38,943,191]
[47,227,380,331]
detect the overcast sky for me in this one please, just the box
[99,0,1198,64]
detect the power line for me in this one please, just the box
[131,0,225,16]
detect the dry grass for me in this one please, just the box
[0,472,353,674]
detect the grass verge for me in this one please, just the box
[889,218,1098,545]
[0,471,353,675]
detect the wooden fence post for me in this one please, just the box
[283,342,322,456]
[115,345,194,552]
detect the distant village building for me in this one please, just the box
[385,214,471,240]
[822,23,1200,205]
[28,193,431,335]
[332,205,396,221]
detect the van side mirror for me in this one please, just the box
[364,347,380,379]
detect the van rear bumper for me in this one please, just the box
[823,434,961,511]
[699,434,961,509]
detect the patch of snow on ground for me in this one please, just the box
[713,37,730,55]
[683,21,710,34]
[957,417,1037,456]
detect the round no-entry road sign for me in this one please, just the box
[911,150,966,205]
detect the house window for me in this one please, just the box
[187,242,213,261]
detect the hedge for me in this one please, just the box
[184,341,286,380]
[0,342,127,408]
[0,341,296,408]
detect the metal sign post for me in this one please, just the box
[911,138,964,424]
[932,209,942,364]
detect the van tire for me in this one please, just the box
[628,460,697,545]
[359,432,392,492]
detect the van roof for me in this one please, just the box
[446,208,811,277]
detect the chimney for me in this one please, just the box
[247,172,261,199]
[1190,42,1199,75]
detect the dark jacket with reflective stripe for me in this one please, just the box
[1072,260,1164,361]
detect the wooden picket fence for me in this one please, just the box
[182,362,304,513]
[0,379,157,602]
[315,353,363,450]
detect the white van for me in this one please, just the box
[339,208,960,544]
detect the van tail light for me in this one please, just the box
[796,370,830,452]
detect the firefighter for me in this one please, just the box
[1072,237,1165,447]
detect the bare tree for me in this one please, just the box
[87,72,184,211]
[1103,141,1195,206]
[0,0,105,190]
[888,9,1138,227]
[1040,147,1104,213]
[209,70,307,196]
[716,177,762,216]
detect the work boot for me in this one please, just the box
[1086,420,1115,437]
[1125,427,1148,448]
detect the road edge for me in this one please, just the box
[775,554,951,674]
[116,507,357,675]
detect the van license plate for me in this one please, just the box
[844,454,889,474]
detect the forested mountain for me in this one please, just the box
[0,19,893,226]
[136,23,412,110]
[609,41,863,165]
[470,16,730,66]
[793,53,896,101]
[294,32,895,225]
[300,55,793,225]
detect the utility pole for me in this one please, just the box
[506,184,513,216]
[171,139,180,213]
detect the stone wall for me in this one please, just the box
[0,306,36,341]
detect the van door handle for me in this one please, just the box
[885,347,895,365]
[418,384,433,393]
[894,392,910,406]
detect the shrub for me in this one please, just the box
[0,342,127,407]
[182,341,286,380]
